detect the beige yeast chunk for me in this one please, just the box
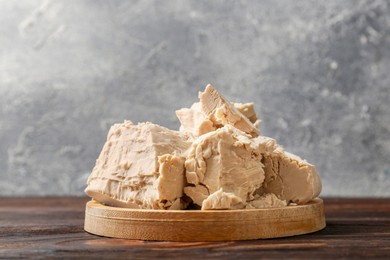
[184,125,265,207]
[202,189,245,210]
[85,121,191,209]
[233,102,260,128]
[246,193,287,209]
[176,102,216,137]
[200,84,261,137]
[260,151,322,204]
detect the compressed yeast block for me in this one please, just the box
[246,193,288,209]
[85,121,191,209]
[184,125,265,209]
[175,102,216,137]
[176,85,261,138]
[233,102,260,127]
[199,84,261,137]
[259,151,322,205]
[201,189,245,210]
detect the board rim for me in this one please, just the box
[84,198,326,241]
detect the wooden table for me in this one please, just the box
[1,197,389,259]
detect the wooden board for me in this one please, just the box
[84,198,325,241]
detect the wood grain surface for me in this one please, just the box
[85,199,325,241]
[1,197,389,259]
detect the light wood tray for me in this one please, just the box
[84,198,325,241]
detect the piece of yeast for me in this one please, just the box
[85,121,191,209]
[176,85,261,137]
[246,193,287,209]
[255,143,322,205]
[201,189,245,210]
[232,102,260,128]
[199,84,261,137]
[175,102,216,137]
[184,125,265,209]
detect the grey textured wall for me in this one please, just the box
[1,0,389,197]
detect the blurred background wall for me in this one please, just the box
[1,0,389,196]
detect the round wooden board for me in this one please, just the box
[84,198,325,241]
